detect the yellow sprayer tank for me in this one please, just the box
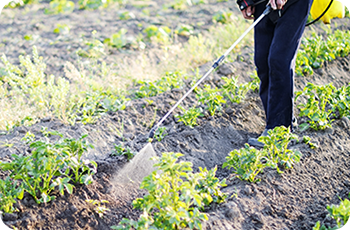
[310,0,345,24]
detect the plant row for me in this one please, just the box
[111,152,227,230]
[7,0,229,12]
[0,130,96,213]
[296,29,350,76]
[1,24,349,133]
[175,75,259,127]
[296,82,350,131]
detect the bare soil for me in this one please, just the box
[1,1,350,229]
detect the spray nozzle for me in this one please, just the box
[148,125,158,139]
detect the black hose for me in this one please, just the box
[306,0,334,26]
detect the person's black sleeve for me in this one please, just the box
[236,0,255,10]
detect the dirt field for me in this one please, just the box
[0,1,350,229]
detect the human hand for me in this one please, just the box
[241,6,255,20]
[269,0,287,10]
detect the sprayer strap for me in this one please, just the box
[306,0,334,26]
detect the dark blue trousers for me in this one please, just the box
[254,0,313,130]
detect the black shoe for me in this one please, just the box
[248,129,269,148]
[292,117,298,131]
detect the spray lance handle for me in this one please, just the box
[263,4,272,15]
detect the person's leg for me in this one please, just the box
[248,4,276,148]
[266,0,313,130]
[248,0,312,147]
[254,4,275,123]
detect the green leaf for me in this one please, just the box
[299,123,310,132]
[80,174,93,185]
[64,183,74,194]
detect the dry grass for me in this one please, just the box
[0,17,254,130]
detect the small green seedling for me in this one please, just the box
[212,10,235,24]
[0,141,13,148]
[24,35,33,41]
[154,126,167,141]
[86,199,110,218]
[175,24,194,37]
[303,136,318,149]
[77,31,105,58]
[53,24,70,35]
[104,28,130,49]
[112,144,135,160]
[197,84,226,116]
[145,99,154,106]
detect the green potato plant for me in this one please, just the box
[0,177,23,213]
[77,30,105,59]
[258,126,302,173]
[313,194,350,230]
[197,84,226,116]
[112,152,226,230]
[175,106,204,127]
[59,134,97,185]
[45,0,75,14]
[296,82,336,131]
[224,126,302,182]
[221,76,251,104]
[0,132,96,205]
[154,126,167,142]
[175,24,194,37]
[332,84,350,118]
[144,25,172,44]
[86,199,110,218]
[135,71,184,98]
[100,94,130,112]
[5,0,38,8]
[78,0,107,9]
[296,30,350,75]
[223,144,266,183]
